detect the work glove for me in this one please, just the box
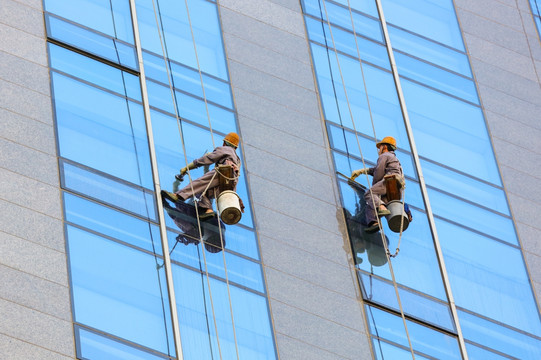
[350,168,368,180]
[180,162,196,175]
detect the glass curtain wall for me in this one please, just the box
[43,0,276,359]
[301,0,541,359]
[530,0,541,37]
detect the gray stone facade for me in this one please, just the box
[0,0,75,358]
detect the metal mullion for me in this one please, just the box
[128,1,184,359]
[374,0,469,358]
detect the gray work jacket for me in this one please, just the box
[367,151,403,185]
[193,145,240,173]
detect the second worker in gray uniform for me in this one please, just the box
[162,132,242,218]
[351,136,404,233]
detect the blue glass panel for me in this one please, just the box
[168,232,264,292]
[373,340,431,360]
[224,225,260,260]
[359,273,454,331]
[44,0,134,44]
[52,72,153,189]
[49,43,141,101]
[395,51,479,104]
[401,78,501,185]
[380,0,465,51]
[459,310,541,360]
[173,266,276,359]
[428,188,516,244]
[47,15,137,70]
[305,17,389,69]
[420,159,510,215]
[136,0,227,79]
[343,182,445,299]
[436,219,541,336]
[465,342,513,360]
[146,80,237,135]
[151,111,252,230]
[64,192,162,255]
[328,124,416,179]
[143,51,233,109]
[76,327,169,359]
[67,225,174,354]
[62,161,157,221]
[311,44,412,153]
[367,306,461,359]
[303,0,379,24]
[388,25,471,77]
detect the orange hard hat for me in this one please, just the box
[376,136,397,150]
[224,132,240,148]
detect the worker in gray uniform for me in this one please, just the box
[350,136,404,233]
[162,132,242,218]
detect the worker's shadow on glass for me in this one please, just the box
[344,179,389,267]
[162,197,226,254]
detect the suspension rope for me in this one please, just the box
[182,0,241,357]
[108,1,172,356]
[318,0,415,358]
[150,0,241,358]
[149,0,224,358]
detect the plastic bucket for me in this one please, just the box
[217,190,242,225]
[385,200,409,233]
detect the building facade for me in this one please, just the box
[1,0,540,359]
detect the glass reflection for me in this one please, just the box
[44,0,134,44]
[173,266,276,359]
[367,305,461,359]
[437,219,541,337]
[67,225,175,355]
[459,309,541,360]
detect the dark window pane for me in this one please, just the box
[437,219,541,336]
[64,192,161,255]
[44,0,134,44]
[62,161,157,221]
[76,327,170,360]
[459,310,541,360]
[67,225,174,354]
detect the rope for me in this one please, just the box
[181,0,241,356]
[151,0,241,358]
[149,1,225,358]
[108,0,171,356]
[318,0,415,358]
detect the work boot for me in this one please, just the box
[364,222,380,234]
[161,190,180,203]
[199,209,215,219]
[377,206,391,216]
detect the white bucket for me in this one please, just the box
[385,200,410,233]
[217,190,242,225]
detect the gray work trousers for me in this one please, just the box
[176,170,220,211]
[364,180,387,225]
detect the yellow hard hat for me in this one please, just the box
[224,132,240,148]
[376,136,397,150]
